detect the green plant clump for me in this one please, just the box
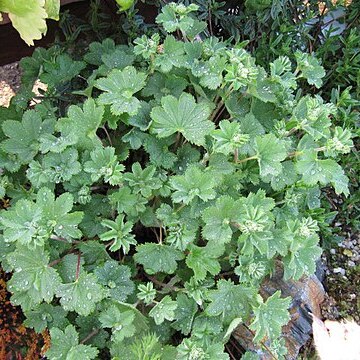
[0,3,356,359]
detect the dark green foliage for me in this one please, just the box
[0,2,358,359]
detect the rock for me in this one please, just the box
[333,267,346,276]
[343,249,353,257]
[233,262,325,359]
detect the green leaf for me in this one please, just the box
[172,293,197,335]
[225,48,258,90]
[56,98,103,151]
[283,220,322,280]
[137,282,157,305]
[0,198,46,248]
[202,196,238,244]
[46,325,98,360]
[128,333,176,360]
[206,279,255,324]
[75,316,109,349]
[250,291,291,342]
[134,243,184,275]
[95,260,134,302]
[134,33,160,59]
[56,272,104,316]
[0,0,48,45]
[101,48,134,71]
[27,148,82,187]
[235,254,269,285]
[241,351,260,360]
[165,222,197,251]
[39,133,77,154]
[95,66,146,116]
[109,187,147,218]
[124,162,162,198]
[7,246,61,311]
[144,135,177,169]
[84,146,125,185]
[41,54,86,88]
[99,305,136,343]
[192,55,226,90]
[44,0,60,20]
[19,47,57,85]
[127,101,152,130]
[264,161,297,191]
[38,187,83,240]
[142,72,187,100]
[0,187,83,247]
[326,126,354,156]
[156,3,198,33]
[235,191,275,256]
[211,120,249,155]
[76,194,111,237]
[100,214,136,254]
[254,134,287,178]
[78,240,110,267]
[292,96,334,140]
[186,243,223,281]
[56,254,84,283]
[177,339,229,360]
[270,56,297,89]
[268,228,291,258]
[250,69,278,103]
[150,92,214,146]
[84,38,116,66]
[170,166,217,204]
[149,295,177,325]
[223,317,243,342]
[155,35,187,72]
[24,303,68,333]
[1,110,54,163]
[295,51,325,88]
[295,149,349,196]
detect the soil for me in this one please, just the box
[0,62,21,107]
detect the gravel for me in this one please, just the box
[0,61,21,107]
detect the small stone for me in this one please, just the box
[347,260,355,267]
[330,248,336,254]
[333,267,346,276]
[343,249,353,257]
[349,294,356,300]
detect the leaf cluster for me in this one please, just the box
[0,2,357,359]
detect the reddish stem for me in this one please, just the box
[75,253,81,280]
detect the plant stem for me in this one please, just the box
[159,224,163,245]
[80,328,100,344]
[236,155,258,164]
[102,126,113,146]
[145,274,180,292]
[234,148,239,163]
[175,203,186,213]
[210,84,234,122]
[50,234,81,244]
[75,253,81,280]
[50,234,69,243]
[48,258,63,267]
